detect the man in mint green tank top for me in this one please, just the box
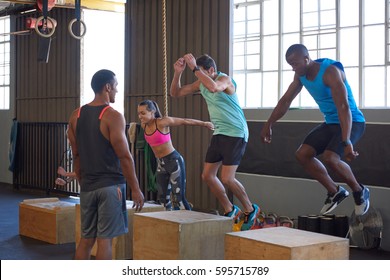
[170,54,260,231]
[261,44,370,216]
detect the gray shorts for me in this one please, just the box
[79,184,128,239]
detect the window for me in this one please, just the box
[233,0,390,108]
[82,10,124,114]
[0,16,10,110]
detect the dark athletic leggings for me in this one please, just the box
[156,150,192,210]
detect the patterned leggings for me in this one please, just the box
[156,150,192,210]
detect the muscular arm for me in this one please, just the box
[160,116,214,130]
[170,73,201,97]
[103,110,144,210]
[194,71,234,94]
[324,65,352,142]
[183,53,235,94]
[67,110,81,181]
[57,166,77,178]
[324,65,358,161]
[170,57,201,97]
[261,75,302,143]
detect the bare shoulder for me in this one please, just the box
[105,107,124,119]
[220,74,232,81]
[218,75,235,94]
[157,116,173,129]
[282,73,303,100]
[325,64,341,75]
[68,108,80,128]
[292,72,302,85]
[69,107,80,119]
[102,107,126,129]
[324,64,344,85]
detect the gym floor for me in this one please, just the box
[0,183,389,260]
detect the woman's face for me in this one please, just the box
[137,105,155,125]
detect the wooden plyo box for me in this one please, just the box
[19,198,76,244]
[225,227,349,260]
[75,201,164,259]
[133,210,232,260]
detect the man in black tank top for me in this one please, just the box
[67,69,144,259]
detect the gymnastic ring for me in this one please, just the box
[68,18,87,40]
[34,16,56,38]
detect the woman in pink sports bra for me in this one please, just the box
[138,100,214,210]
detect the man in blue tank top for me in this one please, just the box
[261,44,370,216]
[67,69,144,259]
[171,54,260,231]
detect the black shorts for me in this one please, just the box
[303,122,366,156]
[205,134,247,166]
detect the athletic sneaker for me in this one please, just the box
[164,201,172,211]
[224,205,242,224]
[353,185,370,216]
[320,186,349,215]
[241,204,260,231]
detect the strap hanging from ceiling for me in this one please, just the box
[35,0,56,38]
[42,0,48,18]
[75,0,81,21]
[68,0,87,39]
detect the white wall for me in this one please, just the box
[0,110,13,184]
[0,39,15,185]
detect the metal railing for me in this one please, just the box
[13,122,155,200]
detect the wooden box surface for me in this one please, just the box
[133,210,232,260]
[75,201,164,259]
[225,227,349,260]
[19,198,76,244]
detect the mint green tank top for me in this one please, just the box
[199,72,249,142]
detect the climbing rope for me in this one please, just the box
[162,0,168,117]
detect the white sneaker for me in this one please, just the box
[353,185,370,216]
[320,186,349,215]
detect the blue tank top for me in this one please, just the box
[199,72,249,142]
[76,105,125,191]
[299,58,365,124]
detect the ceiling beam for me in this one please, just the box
[0,0,125,12]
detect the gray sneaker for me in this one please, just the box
[320,186,350,215]
[353,185,370,216]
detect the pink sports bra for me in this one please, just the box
[144,119,171,147]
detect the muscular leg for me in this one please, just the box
[95,238,112,260]
[295,144,339,194]
[202,162,253,214]
[74,237,95,260]
[220,165,253,213]
[322,150,362,192]
[202,162,233,214]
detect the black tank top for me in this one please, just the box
[76,105,125,191]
